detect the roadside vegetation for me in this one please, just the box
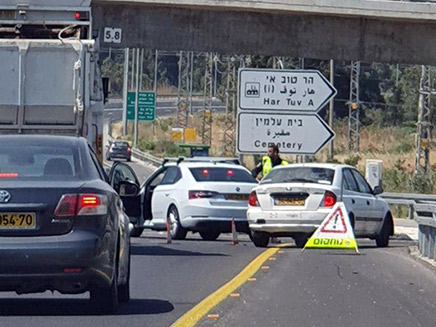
[105,51,436,217]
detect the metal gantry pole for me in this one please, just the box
[177,51,192,128]
[348,61,361,152]
[134,48,140,147]
[122,48,129,136]
[202,53,214,146]
[328,59,335,160]
[415,65,433,174]
[130,48,136,91]
[139,48,144,92]
[223,56,238,156]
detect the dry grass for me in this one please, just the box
[111,115,427,172]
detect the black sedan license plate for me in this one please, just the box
[0,213,36,229]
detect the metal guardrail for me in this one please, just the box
[131,148,161,166]
[379,192,436,220]
[415,204,436,263]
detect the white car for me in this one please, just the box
[127,159,258,240]
[247,163,393,248]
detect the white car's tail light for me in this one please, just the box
[55,194,108,217]
[189,191,218,200]
[321,191,337,208]
[248,191,259,207]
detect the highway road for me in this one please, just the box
[0,158,434,327]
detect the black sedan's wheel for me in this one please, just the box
[167,205,187,240]
[118,246,130,303]
[251,231,270,248]
[375,214,392,248]
[130,226,144,238]
[200,231,221,241]
[90,273,119,312]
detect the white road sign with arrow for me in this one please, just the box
[237,112,335,154]
[239,69,337,112]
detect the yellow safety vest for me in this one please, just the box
[262,156,288,176]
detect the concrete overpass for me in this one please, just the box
[93,0,436,64]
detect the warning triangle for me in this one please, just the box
[304,202,358,253]
[320,208,347,234]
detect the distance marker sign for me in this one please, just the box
[237,112,334,154]
[239,69,337,112]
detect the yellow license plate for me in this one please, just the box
[0,213,36,229]
[277,198,305,206]
[227,194,249,201]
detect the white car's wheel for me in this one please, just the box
[251,231,270,248]
[167,205,187,240]
[293,234,309,248]
[375,213,392,248]
[200,231,220,241]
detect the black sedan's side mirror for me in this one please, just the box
[118,180,139,197]
[373,185,383,195]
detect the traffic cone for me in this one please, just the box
[166,218,172,244]
[231,218,239,246]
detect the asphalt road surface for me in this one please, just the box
[2,145,435,326]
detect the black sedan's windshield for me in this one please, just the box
[261,167,335,185]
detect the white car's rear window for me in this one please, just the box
[189,167,257,183]
[262,167,335,185]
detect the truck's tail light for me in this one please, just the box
[321,191,337,208]
[127,147,131,152]
[248,191,259,207]
[189,191,218,199]
[55,194,108,217]
[74,11,89,21]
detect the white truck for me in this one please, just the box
[0,0,106,159]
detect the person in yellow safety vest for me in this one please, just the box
[251,144,288,180]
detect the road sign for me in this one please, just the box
[238,68,337,112]
[104,27,122,44]
[304,202,359,252]
[127,92,156,122]
[237,112,334,154]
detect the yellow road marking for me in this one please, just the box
[170,245,288,327]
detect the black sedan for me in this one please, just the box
[106,141,132,161]
[0,135,137,312]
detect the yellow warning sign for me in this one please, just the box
[304,202,359,252]
[184,128,197,143]
[171,128,184,142]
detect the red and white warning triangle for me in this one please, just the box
[304,202,358,252]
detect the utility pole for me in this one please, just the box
[177,51,193,128]
[348,61,361,152]
[328,59,335,160]
[415,65,433,174]
[202,53,213,146]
